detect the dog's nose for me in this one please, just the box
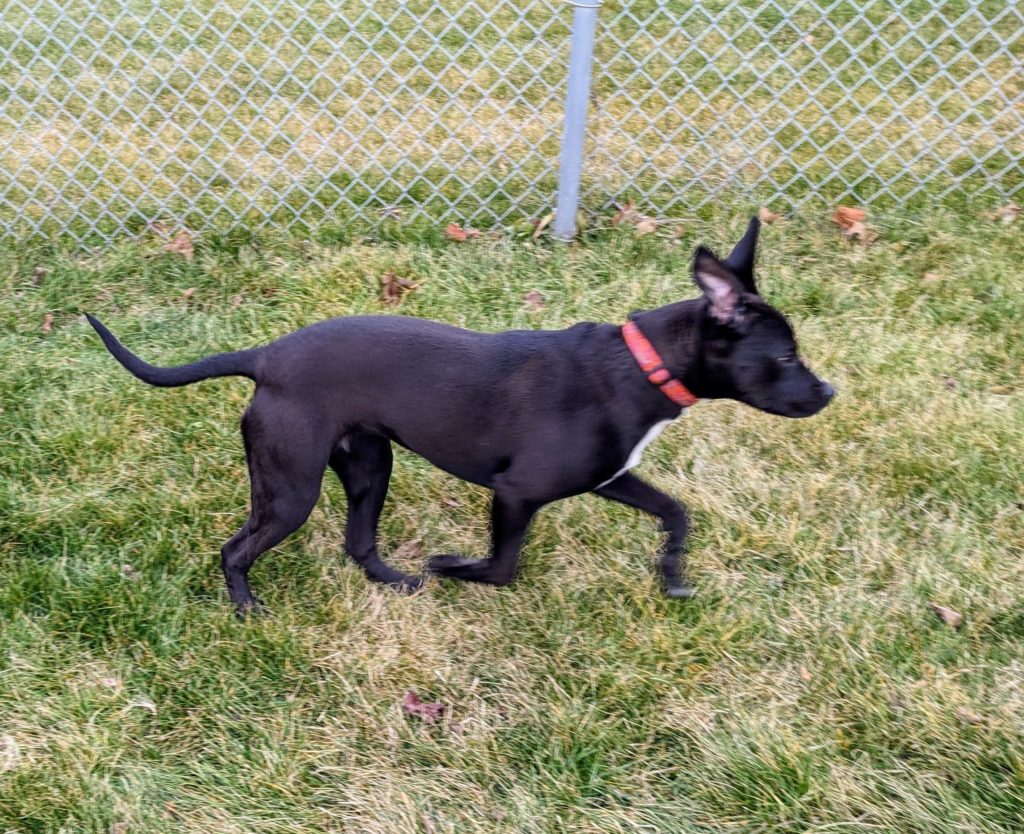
[820,381,836,400]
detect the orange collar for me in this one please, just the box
[621,320,699,409]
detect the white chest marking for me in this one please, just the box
[597,419,675,488]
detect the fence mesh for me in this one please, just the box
[1,0,1021,242]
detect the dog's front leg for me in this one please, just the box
[429,493,541,586]
[593,472,695,598]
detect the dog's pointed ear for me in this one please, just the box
[693,246,744,323]
[722,216,760,294]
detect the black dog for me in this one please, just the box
[88,217,833,613]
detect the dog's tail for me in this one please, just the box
[87,314,259,388]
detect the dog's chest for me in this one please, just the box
[598,418,676,487]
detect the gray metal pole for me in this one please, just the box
[553,1,601,241]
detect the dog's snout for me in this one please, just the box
[819,380,836,400]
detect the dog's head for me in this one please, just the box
[690,217,834,418]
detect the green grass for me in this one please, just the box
[1,205,1022,832]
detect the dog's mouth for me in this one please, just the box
[758,393,835,419]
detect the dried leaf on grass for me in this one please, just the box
[532,211,554,240]
[955,707,985,725]
[444,223,480,242]
[125,696,157,714]
[31,265,46,285]
[402,691,446,724]
[523,290,545,311]
[634,216,659,236]
[391,540,422,561]
[163,230,194,260]
[928,601,964,629]
[611,200,661,236]
[922,272,942,285]
[611,199,640,226]
[41,313,53,334]
[832,206,877,243]
[380,270,418,306]
[758,207,783,225]
[983,203,1019,224]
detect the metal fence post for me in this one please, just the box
[553,0,601,240]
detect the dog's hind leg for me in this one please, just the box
[221,402,328,614]
[428,493,540,586]
[330,433,423,592]
[592,472,695,599]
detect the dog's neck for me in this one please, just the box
[629,299,709,399]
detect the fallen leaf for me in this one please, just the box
[758,207,783,225]
[164,230,194,261]
[420,813,436,834]
[180,287,196,301]
[955,707,985,725]
[380,270,418,306]
[942,376,959,390]
[799,666,813,682]
[99,676,122,691]
[121,564,141,582]
[392,540,422,561]
[611,199,640,226]
[402,691,446,724]
[843,220,879,244]
[41,313,53,334]
[928,602,964,629]
[448,720,464,737]
[31,265,46,285]
[989,384,1013,395]
[230,293,245,308]
[922,272,942,285]
[832,206,867,231]
[523,290,546,311]
[444,223,480,242]
[802,33,815,45]
[984,203,1019,224]
[126,696,157,714]
[634,216,659,236]
[442,497,460,508]
[532,211,554,240]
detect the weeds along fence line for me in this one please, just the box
[0,0,1021,243]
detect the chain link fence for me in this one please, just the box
[1,0,1021,243]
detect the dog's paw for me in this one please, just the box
[389,574,425,594]
[428,555,512,586]
[665,583,697,600]
[234,597,271,619]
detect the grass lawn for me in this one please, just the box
[0,205,1021,832]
